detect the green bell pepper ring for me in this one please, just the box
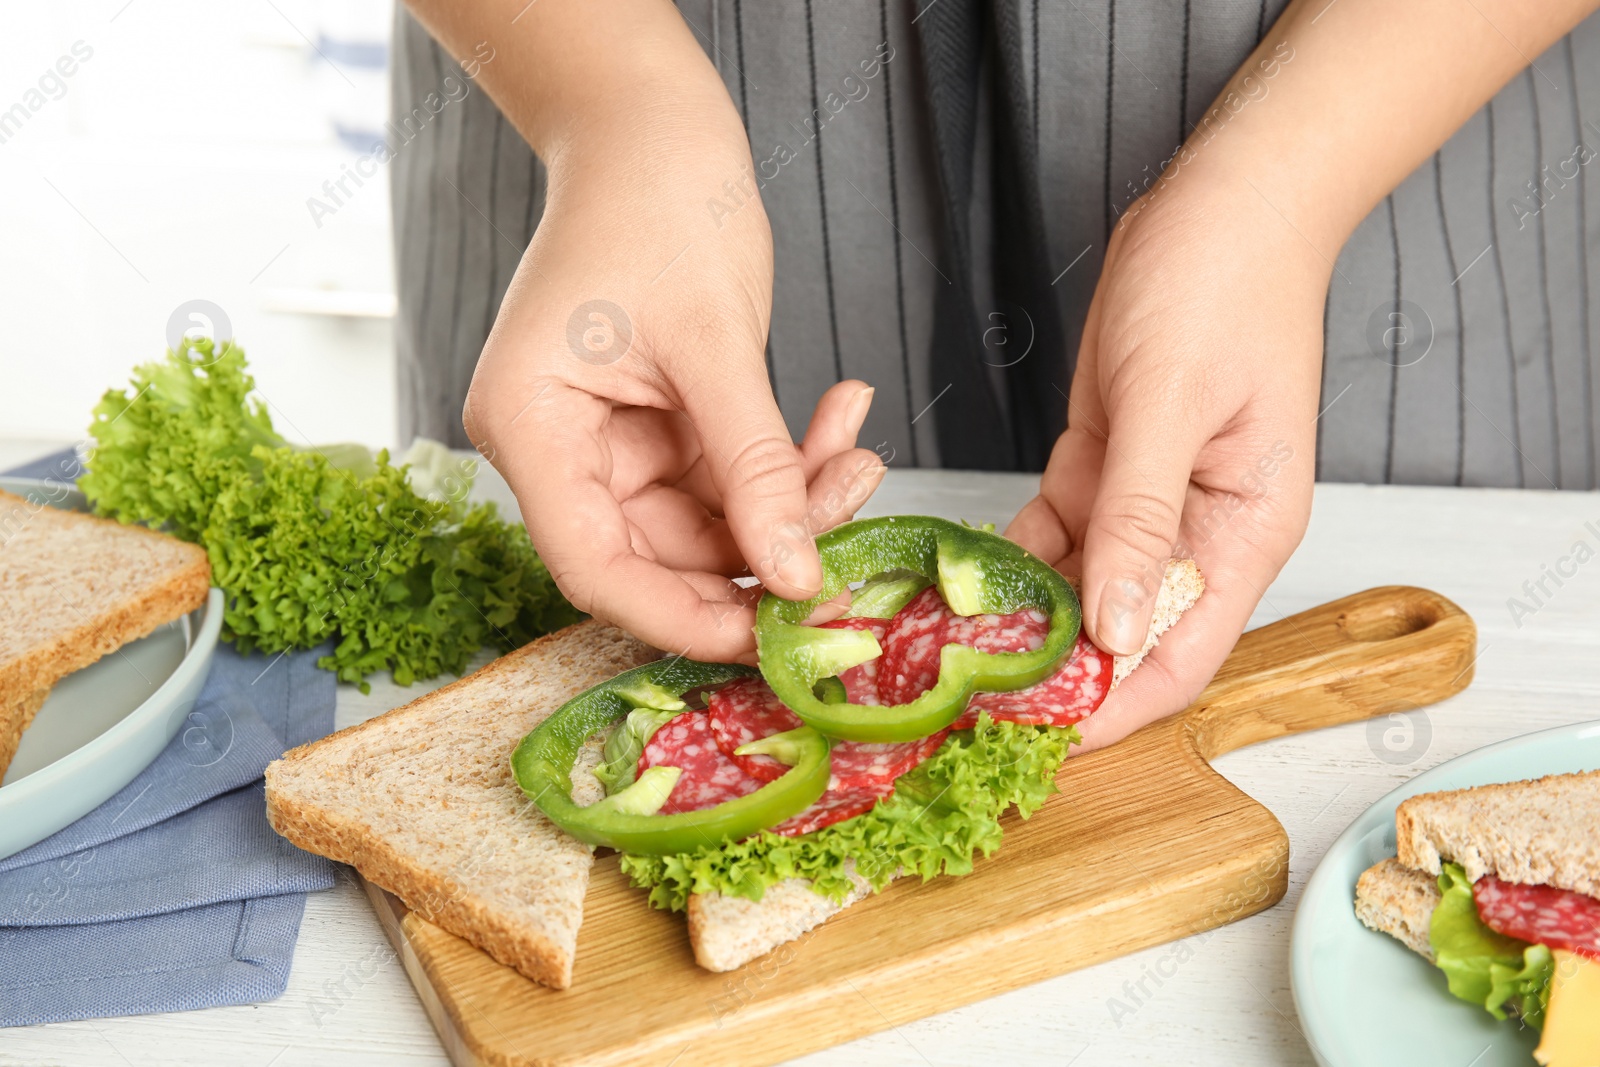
[755,516,1081,743]
[510,658,831,855]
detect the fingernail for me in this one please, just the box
[1097,577,1149,656]
[775,545,823,597]
[846,386,875,436]
[858,463,888,487]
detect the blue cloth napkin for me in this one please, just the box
[0,897,312,1024]
[2,446,80,483]
[0,639,338,1026]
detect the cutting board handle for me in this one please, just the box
[1183,585,1477,760]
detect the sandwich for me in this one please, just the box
[0,487,211,779]
[267,516,1201,988]
[1355,770,1600,1066]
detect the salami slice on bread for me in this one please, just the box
[688,558,1205,973]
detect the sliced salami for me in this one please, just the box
[955,632,1113,729]
[878,586,1051,706]
[637,710,765,815]
[829,728,952,791]
[1474,875,1600,959]
[771,778,893,837]
[710,676,953,791]
[707,677,801,782]
[815,616,890,705]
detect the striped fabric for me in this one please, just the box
[392,1,1600,488]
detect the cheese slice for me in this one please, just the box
[1535,949,1600,1067]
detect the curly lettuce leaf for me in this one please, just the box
[596,708,681,794]
[618,716,1078,911]
[1431,862,1554,1029]
[80,338,579,690]
[80,339,280,540]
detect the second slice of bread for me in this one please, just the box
[265,619,656,989]
[1395,769,1600,898]
[1355,857,1441,961]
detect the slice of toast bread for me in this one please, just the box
[265,619,655,990]
[1355,857,1441,961]
[0,487,211,777]
[688,558,1205,973]
[688,866,874,973]
[1108,558,1205,688]
[1395,770,1600,898]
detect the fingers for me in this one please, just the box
[804,447,885,533]
[620,485,744,573]
[680,357,822,601]
[586,561,761,664]
[1004,496,1072,566]
[1071,576,1245,753]
[798,380,874,478]
[1072,500,1283,753]
[1080,392,1205,657]
[618,446,883,577]
[603,407,705,501]
[481,377,760,661]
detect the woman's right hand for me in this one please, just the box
[465,118,883,663]
[400,0,883,658]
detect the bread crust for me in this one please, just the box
[0,489,211,778]
[1395,769,1600,897]
[266,783,577,987]
[0,687,50,781]
[1354,857,1441,961]
[266,619,656,990]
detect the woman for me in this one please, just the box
[390,0,1600,749]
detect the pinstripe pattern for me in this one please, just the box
[1432,152,1468,487]
[803,0,844,382]
[392,2,1600,491]
[880,0,921,466]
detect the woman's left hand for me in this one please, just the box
[1007,180,1324,752]
[1007,0,1600,750]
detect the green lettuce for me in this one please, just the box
[1430,862,1554,1028]
[618,715,1078,911]
[595,708,681,794]
[80,338,579,690]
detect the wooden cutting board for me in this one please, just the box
[360,585,1476,1067]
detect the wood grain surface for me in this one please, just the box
[364,585,1476,1067]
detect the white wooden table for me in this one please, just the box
[8,462,1600,1067]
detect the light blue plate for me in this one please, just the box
[1291,720,1600,1065]
[0,477,223,860]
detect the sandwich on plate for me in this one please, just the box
[1355,770,1600,1066]
[267,516,1201,987]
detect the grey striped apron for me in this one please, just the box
[392,0,1600,489]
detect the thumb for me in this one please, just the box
[1080,402,1201,656]
[681,356,821,601]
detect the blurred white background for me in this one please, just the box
[0,0,401,460]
